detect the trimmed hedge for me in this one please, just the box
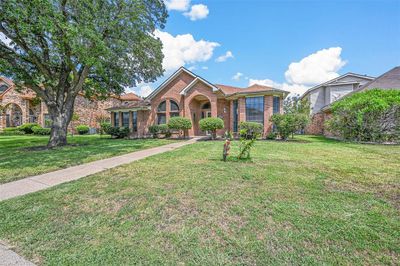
[148,124,171,138]
[18,123,39,134]
[76,125,90,135]
[199,117,224,139]
[1,127,24,135]
[239,121,263,139]
[32,126,51,135]
[106,126,129,139]
[167,117,192,138]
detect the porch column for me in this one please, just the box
[264,96,273,134]
[238,97,246,123]
[110,112,115,127]
[129,111,133,132]
[211,100,217,117]
[118,111,122,127]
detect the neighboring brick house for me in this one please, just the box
[302,66,400,136]
[107,67,289,137]
[0,76,140,132]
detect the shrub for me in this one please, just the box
[266,132,277,140]
[18,123,39,134]
[107,126,129,139]
[1,127,24,135]
[239,122,263,139]
[148,125,160,138]
[326,89,400,142]
[100,122,112,136]
[158,124,171,138]
[270,114,294,140]
[199,117,224,139]
[168,117,192,138]
[76,125,90,135]
[32,126,51,135]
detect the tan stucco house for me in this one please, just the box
[108,67,289,137]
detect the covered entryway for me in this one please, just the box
[4,103,23,127]
[188,95,212,136]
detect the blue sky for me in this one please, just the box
[132,0,400,97]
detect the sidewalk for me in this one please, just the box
[0,241,35,266]
[0,138,200,201]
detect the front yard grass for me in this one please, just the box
[0,135,176,184]
[0,136,399,265]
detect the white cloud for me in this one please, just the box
[154,30,219,71]
[202,66,208,70]
[232,72,243,81]
[215,51,234,62]
[248,47,347,96]
[137,85,154,97]
[285,47,347,85]
[164,0,190,11]
[184,4,209,21]
[188,65,196,71]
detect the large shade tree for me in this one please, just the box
[0,0,167,147]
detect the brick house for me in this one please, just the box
[301,66,400,136]
[107,67,289,137]
[0,76,140,132]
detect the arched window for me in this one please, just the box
[157,101,166,112]
[157,101,166,124]
[170,100,179,117]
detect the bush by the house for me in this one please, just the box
[107,126,129,139]
[326,89,400,142]
[266,132,277,140]
[32,126,51,135]
[18,123,39,134]
[239,121,263,139]
[270,113,309,140]
[167,117,192,138]
[148,125,160,138]
[158,124,171,138]
[199,117,224,139]
[76,125,90,135]
[100,122,112,136]
[1,127,24,135]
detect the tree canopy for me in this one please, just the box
[0,0,167,146]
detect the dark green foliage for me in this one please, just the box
[32,126,51,135]
[100,122,111,136]
[158,124,171,138]
[17,123,39,134]
[148,125,161,138]
[326,89,400,142]
[107,127,129,139]
[76,125,90,135]
[168,117,192,138]
[199,117,224,139]
[239,122,263,139]
[270,113,309,140]
[266,132,277,140]
[0,0,167,147]
[1,127,24,135]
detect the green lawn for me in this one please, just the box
[0,136,399,265]
[0,135,176,184]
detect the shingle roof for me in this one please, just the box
[357,66,400,91]
[106,100,151,111]
[216,83,288,96]
[119,92,141,101]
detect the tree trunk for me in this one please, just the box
[47,104,74,148]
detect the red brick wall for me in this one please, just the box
[305,112,325,135]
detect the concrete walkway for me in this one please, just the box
[0,242,35,266]
[0,138,200,201]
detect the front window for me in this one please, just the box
[233,100,238,132]
[246,96,264,124]
[157,101,166,112]
[122,112,129,128]
[132,111,137,132]
[170,100,179,117]
[273,96,280,114]
[157,114,166,124]
[113,112,119,127]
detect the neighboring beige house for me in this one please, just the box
[107,67,289,137]
[301,73,375,114]
[0,76,140,132]
[303,66,400,135]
